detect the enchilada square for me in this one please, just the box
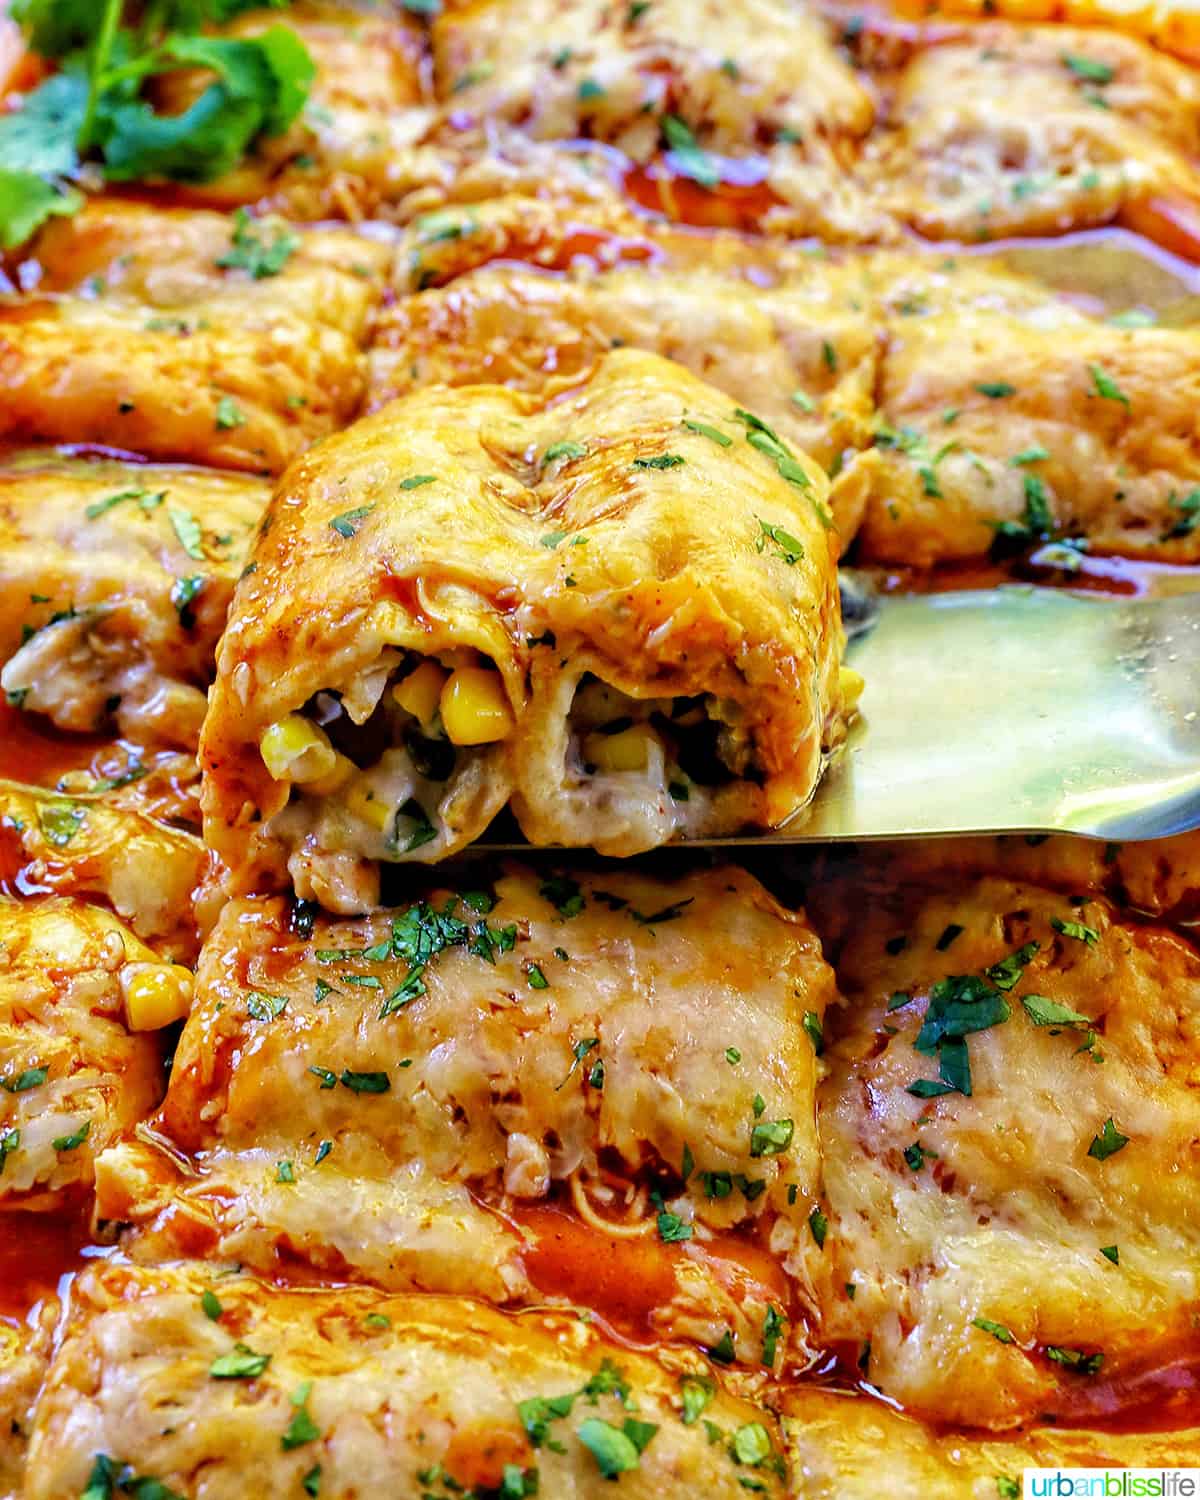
[0,451,268,748]
[368,254,880,499]
[873,21,1200,256]
[0,781,208,964]
[202,349,848,905]
[839,254,1200,566]
[97,864,832,1367]
[0,897,173,1214]
[25,1260,787,1500]
[0,199,389,474]
[801,872,1200,1431]
[430,0,881,239]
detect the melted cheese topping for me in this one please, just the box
[1,200,389,473]
[99,865,831,1361]
[0,898,165,1211]
[0,453,266,746]
[807,875,1200,1429]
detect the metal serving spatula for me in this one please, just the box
[776,582,1200,845]
[472,583,1200,852]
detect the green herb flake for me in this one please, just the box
[339,1069,390,1094]
[808,1206,828,1247]
[210,1341,272,1380]
[215,396,245,431]
[281,1381,321,1450]
[1089,363,1130,411]
[52,1118,90,1152]
[656,1209,692,1243]
[1052,916,1099,946]
[201,1289,222,1321]
[329,505,374,539]
[972,1316,1015,1344]
[661,113,718,188]
[632,453,686,470]
[1088,1116,1129,1161]
[1062,52,1115,84]
[38,800,87,846]
[0,1067,46,1094]
[682,418,732,447]
[755,518,805,565]
[217,208,298,279]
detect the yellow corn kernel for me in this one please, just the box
[344,777,393,833]
[122,962,194,1031]
[839,666,866,711]
[306,750,356,797]
[440,667,515,746]
[393,660,449,726]
[260,715,338,784]
[583,723,659,773]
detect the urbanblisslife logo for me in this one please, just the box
[1025,1473,1200,1497]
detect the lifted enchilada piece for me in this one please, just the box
[202,349,847,909]
[0,199,389,474]
[99,864,832,1364]
[0,452,267,748]
[26,1260,788,1500]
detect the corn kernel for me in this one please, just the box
[839,666,866,710]
[122,962,194,1031]
[345,777,394,833]
[440,667,515,746]
[306,751,356,797]
[583,723,659,773]
[392,660,448,726]
[260,715,338,784]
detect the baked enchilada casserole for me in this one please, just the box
[1,0,1199,1495]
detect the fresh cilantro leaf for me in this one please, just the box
[682,419,731,447]
[986,941,1039,991]
[632,453,685,470]
[808,1206,828,1247]
[1,1067,46,1093]
[1062,52,1114,84]
[52,1117,91,1151]
[1021,994,1090,1028]
[169,505,205,559]
[680,1375,714,1425]
[1052,916,1099,946]
[656,1209,692,1243]
[1046,1345,1104,1375]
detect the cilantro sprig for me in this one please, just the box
[1,0,314,249]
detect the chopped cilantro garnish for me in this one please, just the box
[210,1342,272,1380]
[972,1317,1014,1344]
[1089,363,1130,411]
[682,418,732,447]
[808,1206,828,1247]
[755,518,805,565]
[1052,917,1099,945]
[329,505,374,538]
[1088,1116,1129,1161]
[974,382,1016,398]
[215,396,245,431]
[399,474,437,490]
[1021,993,1090,1028]
[217,208,298,279]
[661,113,718,188]
[632,453,686,470]
[0,1067,46,1093]
[656,1209,692,1243]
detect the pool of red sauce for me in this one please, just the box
[0,1209,95,1324]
